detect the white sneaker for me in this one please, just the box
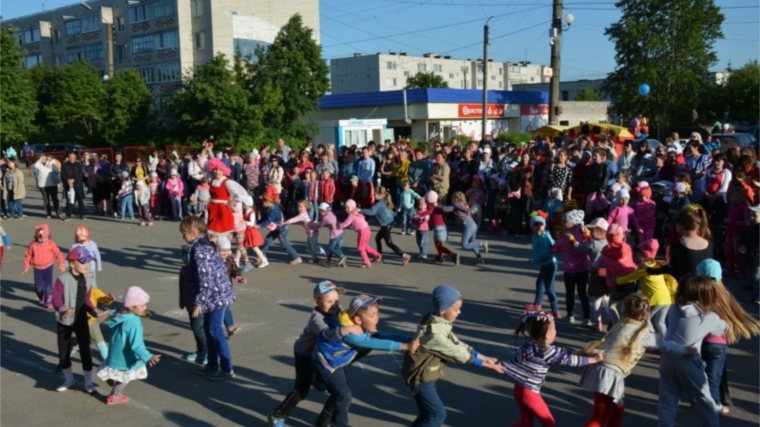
[581,319,593,327]
[56,379,75,392]
[257,261,269,269]
[563,315,576,324]
[84,383,96,394]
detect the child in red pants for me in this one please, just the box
[418,191,459,265]
[501,310,603,427]
[725,187,750,278]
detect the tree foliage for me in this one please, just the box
[602,0,724,124]
[718,61,759,123]
[0,25,37,144]
[101,69,153,146]
[405,71,450,89]
[575,86,600,101]
[43,61,107,137]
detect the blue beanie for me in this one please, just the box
[432,285,462,313]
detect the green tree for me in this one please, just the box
[574,86,600,101]
[169,54,261,147]
[405,71,449,89]
[43,60,107,137]
[247,14,330,144]
[721,61,760,122]
[0,25,37,144]
[101,69,153,146]
[601,0,724,124]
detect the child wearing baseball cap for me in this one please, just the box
[98,286,161,405]
[51,247,108,393]
[403,285,506,427]
[312,294,419,427]
[268,281,360,427]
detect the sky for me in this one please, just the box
[1,0,758,81]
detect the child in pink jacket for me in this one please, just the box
[607,189,642,235]
[22,223,66,308]
[164,169,184,220]
[336,199,381,268]
[634,182,657,241]
[593,224,637,326]
[551,210,591,326]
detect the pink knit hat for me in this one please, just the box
[425,191,439,204]
[123,286,150,307]
[606,224,625,243]
[345,199,357,210]
[637,239,659,259]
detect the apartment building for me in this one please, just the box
[2,0,319,106]
[329,53,550,94]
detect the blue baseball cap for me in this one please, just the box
[348,294,382,317]
[313,280,346,299]
[67,247,94,264]
[696,259,722,282]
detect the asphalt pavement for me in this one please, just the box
[1,189,758,427]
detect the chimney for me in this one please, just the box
[443,55,451,59]
[400,52,407,56]
[389,52,397,55]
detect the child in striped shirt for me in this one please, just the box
[502,310,604,427]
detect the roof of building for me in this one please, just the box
[320,88,549,109]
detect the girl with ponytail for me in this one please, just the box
[646,204,713,281]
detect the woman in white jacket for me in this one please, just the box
[34,155,62,218]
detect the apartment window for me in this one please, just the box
[403,71,410,77]
[448,73,454,78]
[83,43,104,60]
[54,30,61,44]
[131,35,153,54]
[81,15,101,33]
[386,61,397,70]
[386,77,397,87]
[153,0,176,19]
[477,79,483,86]
[530,77,535,82]
[22,54,42,69]
[66,48,82,63]
[55,55,63,66]
[498,81,503,88]
[434,64,442,72]
[64,20,81,37]
[129,4,151,23]
[156,63,180,82]
[154,30,178,49]
[477,64,484,73]
[116,45,126,61]
[562,91,569,101]
[195,32,205,50]
[115,17,125,32]
[18,27,41,44]
[191,0,204,16]
[417,63,426,72]
[491,75,496,80]
[136,66,154,84]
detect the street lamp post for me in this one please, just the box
[548,0,573,125]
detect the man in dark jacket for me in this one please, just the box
[61,151,86,220]
[584,148,610,197]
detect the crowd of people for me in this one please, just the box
[1,127,759,427]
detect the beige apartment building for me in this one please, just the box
[2,0,319,106]
[329,52,550,94]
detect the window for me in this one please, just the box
[530,77,535,82]
[562,91,569,101]
[83,43,103,60]
[386,77,397,87]
[66,48,82,63]
[22,54,42,69]
[153,0,176,18]
[477,64,484,73]
[136,66,154,84]
[386,61,396,70]
[81,15,101,33]
[54,30,61,44]
[129,4,151,23]
[191,0,204,16]
[449,73,455,78]
[115,17,125,32]
[195,32,205,50]
[154,31,178,49]
[491,75,496,80]
[156,63,180,82]
[434,64,442,72]
[16,32,23,46]
[116,45,126,61]
[65,20,81,37]
[477,79,483,87]
[499,68,503,75]
[417,63,426,72]
[131,35,153,54]
[20,27,41,44]
[55,55,63,66]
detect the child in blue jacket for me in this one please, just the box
[312,294,420,427]
[361,186,411,265]
[527,214,560,319]
[258,193,301,264]
[97,286,160,405]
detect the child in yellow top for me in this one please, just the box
[616,239,677,337]
[88,286,115,360]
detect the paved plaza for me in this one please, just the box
[1,192,758,427]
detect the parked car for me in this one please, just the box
[710,133,758,150]
[42,143,86,154]
[27,144,46,154]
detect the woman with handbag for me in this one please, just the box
[34,155,62,218]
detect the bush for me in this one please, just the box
[501,131,532,146]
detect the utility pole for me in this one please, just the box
[481,17,492,142]
[548,0,562,125]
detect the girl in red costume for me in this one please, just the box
[205,158,249,239]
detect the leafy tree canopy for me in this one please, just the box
[101,69,153,146]
[0,24,37,144]
[405,71,450,89]
[719,60,759,123]
[575,86,600,101]
[43,60,107,137]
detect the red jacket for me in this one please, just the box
[320,178,335,203]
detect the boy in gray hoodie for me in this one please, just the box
[657,274,728,427]
[573,217,609,331]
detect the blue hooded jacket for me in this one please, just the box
[105,311,153,371]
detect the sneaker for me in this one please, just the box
[524,303,537,311]
[473,258,485,265]
[56,379,75,392]
[434,257,445,264]
[227,327,242,339]
[288,258,302,265]
[581,319,593,328]
[483,241,489,254]
[308,258,320,264]
[337,256,348,268]
[268,414,286,427]
[208,370,235,381]
[452,253,460,266]
[402,254,411,265]
[374,254,384,264]
[185,352,199,361]
[552,311,562,320]
[195,366,217,376]
[84,383,97,394]
[596,320,604,332]
[241,263,254,273]
[106,394,131,405]
[257,261,269,269]
[563,315,576,324]
[417,255,428,260]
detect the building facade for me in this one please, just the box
[2,0,319,106]
[513,79,611,102]
[329,53,550,94]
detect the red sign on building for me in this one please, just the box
[520,104,550,116]
[458,103,506,118]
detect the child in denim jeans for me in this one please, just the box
[527,214,560,319]
[412,198,430,259]
[397,180,420,235]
